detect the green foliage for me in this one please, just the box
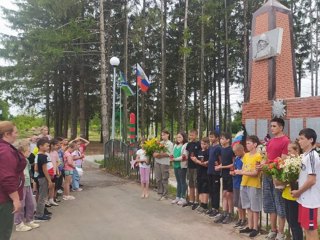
[231,111,242,134]
[0,100,10,120]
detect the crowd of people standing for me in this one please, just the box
[135,118,320,240]
[0,122,89,240]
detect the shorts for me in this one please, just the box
[197,178,209,194]
[262,176,286,217]
[233,188,242,209]
[240,186,262,212]
[298,204,318,230]
[222,176,233,192]
[187,168,197,188]
[64,170,74,176]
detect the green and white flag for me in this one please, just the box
[119,71,134,96]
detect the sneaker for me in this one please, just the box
[222,214,232,224]
[44,208,52,216]
[177,198,187,206]
[171,197,180,204]
[25,221,40,229]
[234,219,242,228]
[191,203,199,210]
[74,188,83,192]
[54,198,61,203]
[63,195,76,200]
[196,206,204,213]
[209,209,219,218]
[214,213,226,223]
[275,233,285,240]
[57,189,63,194]
[249,229,260,238]
[158,196,167,201]
[239,227,253,234]
[236,219,248,229]
[49,199,59,206]
[34,215,51,222]
[265,231,277,239]
[16,222,32,232]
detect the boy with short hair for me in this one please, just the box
[231,143,246,228]
[291,128,320,240]
[191,137,210,213]
[34,138,52,221]
[207,131,221,217]
[214,132,234,224]
[185,129,201,208]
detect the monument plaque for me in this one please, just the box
[289,118,303,141]
[257,119,268,140]
[245,119,256,135]
[306,118,320,139]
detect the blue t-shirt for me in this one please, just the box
[221,146,234,177]
[207,145,221,175]
[233,156,243,189]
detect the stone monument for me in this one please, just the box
[242,0,320,142]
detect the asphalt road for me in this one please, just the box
[12,163,246,240]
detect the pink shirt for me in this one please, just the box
[63,151,75,171]
[50,151,59,175]
[266,135,290,161]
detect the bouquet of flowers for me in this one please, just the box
[257,144,267,162]
[262,157,285,181]
[142,138,168,160]
[281,154,302,190]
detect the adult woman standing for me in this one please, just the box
[0,121,26,240]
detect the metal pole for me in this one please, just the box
[120,77,122,142]
[111,66,116,140]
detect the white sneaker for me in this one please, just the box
[265,231,277,240]
[57,189,63,194]
[16,222,32,232]
[275,233,285,240]
[177,198,187,206]
[49,199,59,206]
[25,221,40,229]
[63,195,76,200]
[171,197,180,204]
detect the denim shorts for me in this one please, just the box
[262,175,286,217]
[64,170,74,176]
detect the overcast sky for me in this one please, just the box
[0,0,316,116]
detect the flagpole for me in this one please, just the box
[136,63,139,142]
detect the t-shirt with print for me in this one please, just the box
[37,153,48,178]
[72,150,83,167]
[207,144,221,175]
[297,149,320,208]
[233,156,243,189]
[186,141,201,169]
[136,149,150,169]
[266,135,290,162]
[221,146,234,177]
[241,152,262,188]
[197,149,209,179]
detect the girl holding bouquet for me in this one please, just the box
[136,144,150,198]
[282,141,303,240]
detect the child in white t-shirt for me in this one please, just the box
[136,145,150,198]
[291,128,320,240]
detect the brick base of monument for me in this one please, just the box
[242,96,320,141]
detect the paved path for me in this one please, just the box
[11,162,247,240]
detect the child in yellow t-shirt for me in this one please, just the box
[235,135,262,238]
[282,141,303,240]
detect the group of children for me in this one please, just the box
[136,118,320,240]
[13,126,89,233]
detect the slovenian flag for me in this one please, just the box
[134,63,150,92]
[119,71,134,96]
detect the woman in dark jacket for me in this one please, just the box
[0,121,26,240]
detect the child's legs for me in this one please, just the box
[24,186,35,222]
[72,169,80,190]
[49,178,55,199]
[222,190,228,211]
[35,178,48,217]
[252,211,259,230]
[211,175,220,210]
[227,192,233,213]
[247,209,253,229]
[285,199,303,240]
[305,230,319,240]
[144,167,150,193]
[64,175,72,196]
[180,168,187,199]
[14,186,27,225]
[187,168,196,202]
[174,168,182,198]
[154,162,162,194]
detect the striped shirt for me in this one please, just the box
[297,149,320,208]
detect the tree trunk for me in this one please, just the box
[181,0,188,132]
[63,79,69,138]
[315,3,319,96]
[45,77,50,132]
[199,2,205,139]
[99,0,109,143]
[79,62,86,138]
[160,0,167,130]
[309,0,314,96]
[70,67,78,139]
[243,0,249,101]
[141,0,146,138]
[122,0,129,142]
[224,0,231,132]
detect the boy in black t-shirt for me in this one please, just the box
[191,137,210,213]
[214,132,234,224]
[185,129,201,208]
[34,138,52,221]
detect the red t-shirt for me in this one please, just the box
[266,135,290,161]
